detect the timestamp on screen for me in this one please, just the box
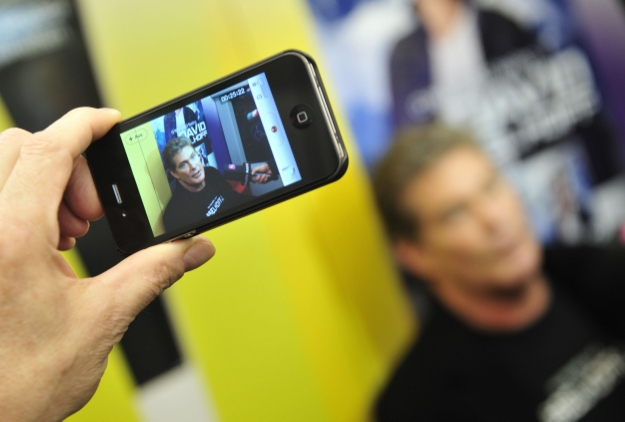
[221,87,247,103]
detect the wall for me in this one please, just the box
[30,0,417,420]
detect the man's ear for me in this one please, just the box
[169,170,180,180]
[394,238,435,280]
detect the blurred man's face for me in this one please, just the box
[400,147,541,295]
[170,146,205,190]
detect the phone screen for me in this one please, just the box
[119,73,303,237]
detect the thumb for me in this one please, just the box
[96,236,215,317]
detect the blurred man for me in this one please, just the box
[373,124,625,421]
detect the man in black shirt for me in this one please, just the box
[373,124,625,421]
[162,137,272,232]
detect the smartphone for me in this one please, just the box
[87,50,348,255]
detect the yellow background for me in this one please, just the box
[0,0,416,420]
[121,123,171,235]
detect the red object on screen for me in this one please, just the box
[227,180,251,195]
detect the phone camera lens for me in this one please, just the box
[290,105,314,129]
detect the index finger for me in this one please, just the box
[37,107,122,159]
[0,108,121,237]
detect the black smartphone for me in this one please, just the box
[86,50,348,255]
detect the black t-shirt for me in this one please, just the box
[163,167,245,232]
[375,246,625,422]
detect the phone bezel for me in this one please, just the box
[87,50,348,255]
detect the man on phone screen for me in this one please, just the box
[162,137,271,232]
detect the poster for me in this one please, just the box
[307,0,625,243]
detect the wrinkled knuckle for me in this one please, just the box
[167,259,186,287]
[0,127,30,144]
[102,303,133,338]
[152,259,185,293]
[25,133,72,165]
[25,132,57,153]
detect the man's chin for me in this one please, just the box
[180,177,206,191]
[482,263,539,300]
[492,249,542,291]
[486,283,529,302]
[189,172,205,185]
[507,237,541,271]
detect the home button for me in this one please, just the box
[290,104,314,129]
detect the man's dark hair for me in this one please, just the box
[162,137,193,172]
[373,123,480,241]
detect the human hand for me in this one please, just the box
[0,108,215,421]
[251,162,272,184]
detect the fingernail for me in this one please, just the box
[183,237,215,272]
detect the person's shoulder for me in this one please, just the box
[478,8,523,30]
[545,244,625,337]
[477,8,537,56]
[374,303,470,420]
[163,182,186,220]
[391,27,426,61]
[544,244,625,274]
[374,336,432,421]
[203,166,230,187]
[544,243,625,299]
[162,201,178,232]
[393,27,421,47]
[203,166,222,178]
[164,183,179,208]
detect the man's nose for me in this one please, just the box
[477,197,507,233]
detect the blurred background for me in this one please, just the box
[1,0,624,421]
